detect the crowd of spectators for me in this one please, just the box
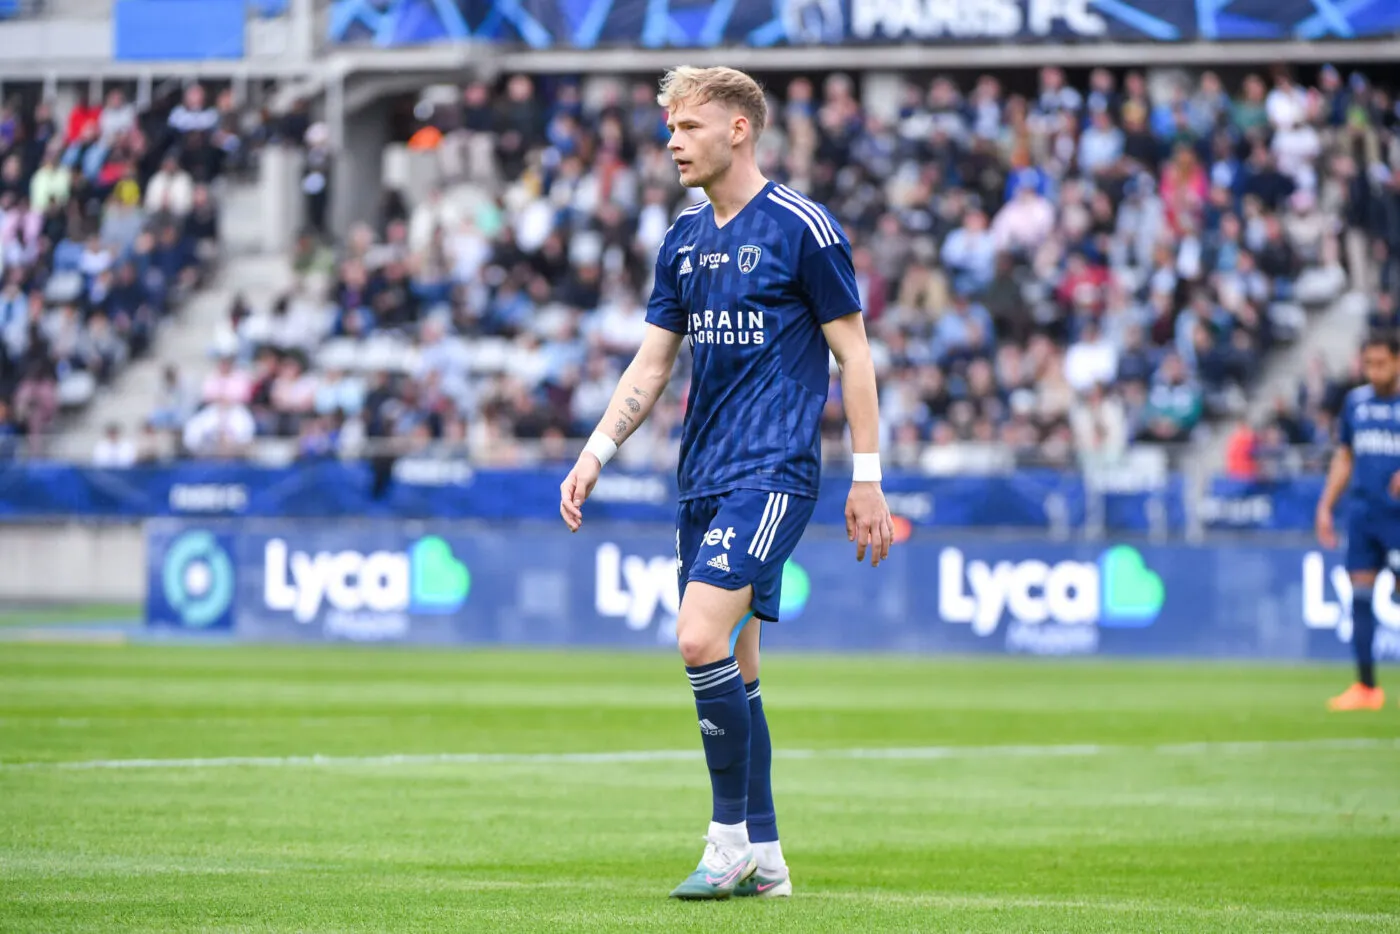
[0,82,240,458]
[1225,290,1397,481]
[178,64,1396,472]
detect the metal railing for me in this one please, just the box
[15,433,1205,472]
[6,433,1227,536]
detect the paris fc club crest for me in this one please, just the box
[737,245,762,274]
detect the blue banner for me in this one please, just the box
[327,0,1400,49]
[145,519,1388,661]
[1205,476,1328,532]
[113,0,246,60]
[0,461,1185,533]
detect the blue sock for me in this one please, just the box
[745,678,778,844]
[686,657,750,826]
[1353,589,1377,688]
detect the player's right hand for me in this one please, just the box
[847,481,893,567]
[1315,506,1338,550]
[560,454,602,533]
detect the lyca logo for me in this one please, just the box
[699,251,729,270]
[264,536,470,623]
[1302,552,1400,631]
[596,543,811,629]
[939,545,1163,635]
[1302,552,1400,659]
[596,543,678,630]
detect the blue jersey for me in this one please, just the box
[1340,384,1400,515]
[646,181,862,501]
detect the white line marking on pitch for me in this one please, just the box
[806,890,1399,924]
[2,737,1396,772]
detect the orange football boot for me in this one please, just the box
[1327,683,1386,711]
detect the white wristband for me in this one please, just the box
[583,431,618,468]
[852,452,882,483]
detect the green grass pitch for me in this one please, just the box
[2,643,1399,933]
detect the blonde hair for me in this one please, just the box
[657,66,767,137]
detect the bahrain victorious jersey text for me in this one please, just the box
[1340,384,1400,515]
[646,181,862,501]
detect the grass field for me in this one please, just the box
[0,603,139,627]
[2,644,1399,933]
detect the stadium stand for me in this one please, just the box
[45,65,1390,471]
[1221,74,1400,482]
[0,82,253,459]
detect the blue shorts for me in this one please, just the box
[1346,509,1400,574]
[677,489,816,622]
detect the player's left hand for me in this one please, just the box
[1389,470,1400,500]
[846,481,893,567]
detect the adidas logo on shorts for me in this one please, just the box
[707,553,731,573]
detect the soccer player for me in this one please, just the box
[559,66,892,899]
[1316,333,1400,711]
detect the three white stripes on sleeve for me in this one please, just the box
[668,184,836,248]
[766,185,837,248]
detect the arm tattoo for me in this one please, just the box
[612,417,629,441]
[624,397,641,415]
[631,385,650,399]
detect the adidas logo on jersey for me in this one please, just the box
[707,553,732,573]
[699,718,725,736]
[678,256,693,276]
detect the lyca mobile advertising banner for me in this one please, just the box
[146,520,1393,661]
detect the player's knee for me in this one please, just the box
[675,618,727,667]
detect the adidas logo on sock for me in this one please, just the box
[679,256,693,275]
[699,718,725,736]
[707,553,731,572]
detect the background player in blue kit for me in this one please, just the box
[558,65,893,899]
[1316,334,1400,712]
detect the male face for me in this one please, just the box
[1363,343,1398,393]
[666,98,745,190]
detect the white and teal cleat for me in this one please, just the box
[733,866,792,898]
[668,836,757,900]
